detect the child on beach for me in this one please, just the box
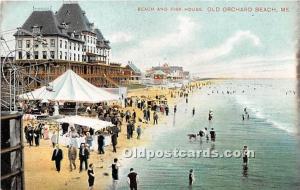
[87,164,95,190]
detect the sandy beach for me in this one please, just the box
[23,82,206,190]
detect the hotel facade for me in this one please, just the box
[11,3,137,89]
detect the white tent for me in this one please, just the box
[56,115,114,131]
[19,69,120,103]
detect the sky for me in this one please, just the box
[0,0,298,78]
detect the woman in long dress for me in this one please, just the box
[43,127,49,140]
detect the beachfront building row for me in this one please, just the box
[7,3,142,91]
[146,63,190,80]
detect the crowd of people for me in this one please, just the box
[25,81,233,189]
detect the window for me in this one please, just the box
[42,51,47,59]
[32,26,40,34]
[69,54,72,60]
[83,45,86,51]
[50,51,55,59]
[74,53,76,61]
[65,41,68,49]
[26,40,30,48]
[78,44,80,51]
[59,51,62,59]
[50,39,55,47]
[69,42,72,50]
[18,51,22,59]
[26,52,30,59]
[74,43,76,50]
[59,40,62,48]
[42,39,47,47]
[77,54,80,61]
[17,40,22,48]
[34,42,39,48]
[65,52,67,60]
[87,36,89,43]
[34,51,39,59]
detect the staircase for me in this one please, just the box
[103,74,119,87]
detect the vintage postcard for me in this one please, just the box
[1,0,299,190]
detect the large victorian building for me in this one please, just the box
[12,3,136,89]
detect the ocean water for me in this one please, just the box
[113,79,300,190]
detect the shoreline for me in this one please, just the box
[23,81,210,190]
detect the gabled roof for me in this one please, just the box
[14,3,110,46]
[14,11,65,36]
[127,62,141,74]
[169,66,183,72]
[94,28,104,40]
[153,70,166,75]
[94,28,111,49]
[56,3,93,33]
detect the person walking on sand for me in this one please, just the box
[87,163,95,190]
[43,126,49,140]
[24,124,29,144]
[174,105,177,114]
[165,105,169,116]
[28,126,34,146]
[192,107,195,116]
[111,158,120,190]
[98,133,105,154]
[153,112,158,125]
[79,143,89,172]
[111,133,118,153]
[133,110,137,122]
[85,132,93,150]
[127,168,139,190]
[189,169,195,186]
[147,109,151,122]
[51,132,57,148]
[51,145,63,172]
[136,125,142,139]
[34,127,40,146]
[127,121,133,139]
[68,145,77,171]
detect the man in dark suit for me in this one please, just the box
[79,143,89,172]
[27,126,34,146]
[98,134,105,154]
[111,133,118,153]
[51,145,63,172]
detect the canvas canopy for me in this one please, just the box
[56,115,114,131]
[19,69,120,103]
